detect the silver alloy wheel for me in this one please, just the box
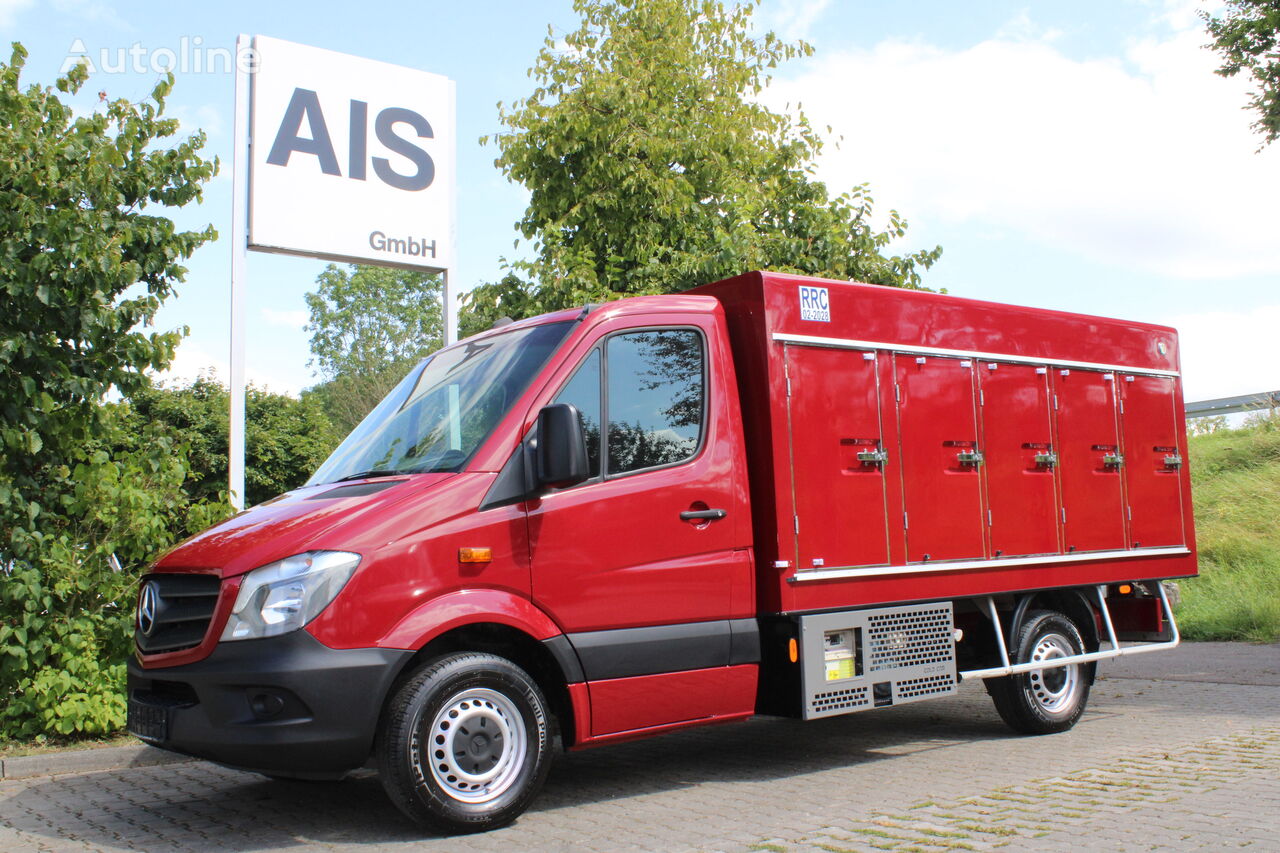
[422,687,526,803]
[1025,631,1082,717]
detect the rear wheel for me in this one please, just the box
[377,653,552,834]
[987,609,1090,734]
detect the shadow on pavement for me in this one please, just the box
[3,691,1010,849]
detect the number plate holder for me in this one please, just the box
[126,697,169,743]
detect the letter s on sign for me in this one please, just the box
[373,108,435,192]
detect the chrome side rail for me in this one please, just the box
[959,582,1180,681]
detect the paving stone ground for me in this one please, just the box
[1,642,1276,852]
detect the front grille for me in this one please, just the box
[133,680,199,708]
[135,573,222,654]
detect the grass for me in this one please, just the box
[1179,414,1280,642]
[0,732,133,759]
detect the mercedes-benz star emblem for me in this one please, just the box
[137,581,159,637]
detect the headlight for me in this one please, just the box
[221,551,360,642]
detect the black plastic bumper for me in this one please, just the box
[126,631,413,775]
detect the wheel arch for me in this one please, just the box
[382,609,584,749]
[1009,587,1100,683]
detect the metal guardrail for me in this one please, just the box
[1185,390,1280,418]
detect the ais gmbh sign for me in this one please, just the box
[248,36,454,271]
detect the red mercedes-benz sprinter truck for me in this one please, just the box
[127,271,1193,833]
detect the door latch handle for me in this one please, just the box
[956,450,984,466]
[1102,453,1124,468]
[680,509,727,522]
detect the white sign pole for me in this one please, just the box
[227,33,251,512]
[444,78,458,346]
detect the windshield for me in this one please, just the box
[307,321,574,486]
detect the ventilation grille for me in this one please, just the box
[135,574,221,655]
[812,686,869,713]
[867,606,953,672]
[895,673,956,699]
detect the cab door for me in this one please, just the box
[525,315,754,736]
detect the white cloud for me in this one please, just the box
[762,9,1280,279]
[261,307,309,329]
[0,0,33,28]
[51,0,125,28]
[1164,305,1280,401]
[756,0,832,42]
[994,10,1064,44]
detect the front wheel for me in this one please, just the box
[987,609,1091,735]
[377,653,552,834]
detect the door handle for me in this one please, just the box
[680,509,727,522]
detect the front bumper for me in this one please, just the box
[127,630,413,775]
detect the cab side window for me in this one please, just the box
[552,328,705,480]
[606,330,704,474]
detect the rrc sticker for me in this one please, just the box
[799,285,830,322]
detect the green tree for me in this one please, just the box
[0,45,217,739]
[477,0,940,317]
[459,273,542,338]
[305,264,443,434]
[1202,0,1280,148]
[125,376,340,507]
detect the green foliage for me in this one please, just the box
[305,264,444,434]
[459,273,542,339]
[1180,414,1280,641]
[125,375,340,508]
[479,0,940,318]
[1187,414,1229,436]
[1,415,223,739]
[1201,0,1280,148]
[0,45,216,496]
[0,44,218,740]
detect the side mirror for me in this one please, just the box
[536,403,589,490]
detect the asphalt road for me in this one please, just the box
[1,641,1277,852]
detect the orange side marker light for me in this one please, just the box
[788,638,798,663]
[459,547,493,563]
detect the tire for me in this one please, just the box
[377,652,552,834]
[987,609,1091,735]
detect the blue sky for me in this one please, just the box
[2,0,1276,402]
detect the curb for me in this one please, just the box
[0,744,195,781]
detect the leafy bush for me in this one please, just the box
[126,376,340,507]
[1,421,228,739]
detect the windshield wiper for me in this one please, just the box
[331,469,412,483]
